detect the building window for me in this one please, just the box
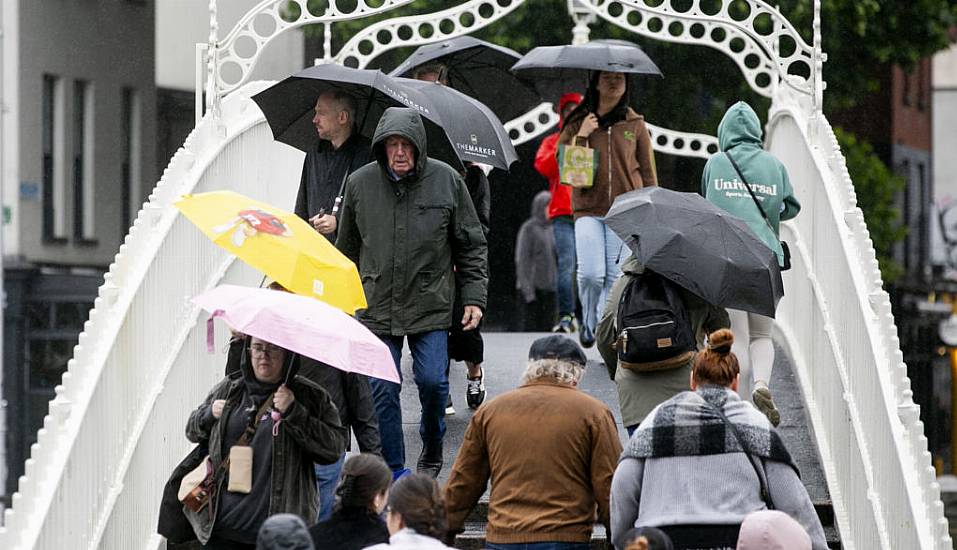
[121,87,141,235]
[901,159,912,272]
[42,75,67,242]
[73,80,95,242]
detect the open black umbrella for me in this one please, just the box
[389,36,541,121]
[605,187,784,317]
[252,64,517,170]
[511,39,662,98]
[397,78,518,171]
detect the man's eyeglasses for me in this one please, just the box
[249,343,283,357]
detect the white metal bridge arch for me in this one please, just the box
[0,1,951,549]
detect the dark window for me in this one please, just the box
[42,74,64,241]
[73,80,94,242]
[121,87,139,235]
[918,162,928,272]
[902,159,912,271]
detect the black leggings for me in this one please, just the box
[658,524,741,550]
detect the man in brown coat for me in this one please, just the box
[444,336,623,547]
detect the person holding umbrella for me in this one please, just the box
[181,336,347,548]
[336,107,488,480]
[701,101,801,426]
[559,71,658,348]
[293,91,372,242]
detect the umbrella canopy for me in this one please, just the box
[389,36,541,121]
[252,63,515,170]
[175,190,367,315]
[193,284,398,383]
[511,39,662,98]
[397,77,519,170]
[604,187,784,317]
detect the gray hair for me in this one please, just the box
[521,358,584,386]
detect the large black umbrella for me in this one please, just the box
[252,64,464,169]
[397,78,518,171]
[511,39,662,98]
[389,36,541,122]
[604,187,784,317]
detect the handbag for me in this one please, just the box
[176,394,274,513]
[725,153,792,271]
[558,143,599,189]
[706,402,776,509]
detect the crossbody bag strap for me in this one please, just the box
[707,402,776,509]
[725,152,775,234]
[217,393,275,474]
[332,150,359,217]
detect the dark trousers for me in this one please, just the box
[516,290,557,332]
[373,330,449,472]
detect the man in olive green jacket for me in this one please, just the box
[597,256,729,433]
[336,107,488,479]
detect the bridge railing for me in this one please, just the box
[769,95,952,549]
[0,82,304,550]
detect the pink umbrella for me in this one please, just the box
[192,284,399,384]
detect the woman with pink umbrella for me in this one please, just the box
[178,334,347,549]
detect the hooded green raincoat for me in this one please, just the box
[336,107,488,336]
[701,102,800,267]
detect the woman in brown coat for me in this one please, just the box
[559,71,657,348]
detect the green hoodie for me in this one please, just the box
[336,107,488,336]
[700,102,800,266]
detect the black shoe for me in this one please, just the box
[466,367,486,409]
[416,441,443,479]
[579,324,595,349]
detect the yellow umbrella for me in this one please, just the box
[174,190,367,314]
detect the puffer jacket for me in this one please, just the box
[336,107,488,336]
[558,107,657,219]
[183,357,347,544]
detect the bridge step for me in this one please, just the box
[455,497,841,549]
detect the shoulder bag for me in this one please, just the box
[725,153,791,271]
[177,394,274,513]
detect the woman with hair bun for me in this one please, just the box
[366,473,456,550]
[309,453,391,550]
[610,329,827,550]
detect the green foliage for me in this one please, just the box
[834,127,907,283]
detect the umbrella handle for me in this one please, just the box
[206,310,226,353]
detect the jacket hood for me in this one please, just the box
[717,101,763,152]
[256,513,315,550]
[531,190,551,222]
[736,510,811,550]
[237,335,292,397]
[558,92,583,129]
[372,107,428,180]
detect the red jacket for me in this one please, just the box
[533,93,582,220]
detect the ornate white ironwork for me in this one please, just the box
[647,123,718,159]
[211,0,417,97]
[578,0,815,98]
[335,0,524,69]
[568,0,597,45]
[505,103,559,146]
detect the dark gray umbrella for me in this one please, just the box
[389,36,541,121]
[511,39,662,98]
[605,187,784,317]
[252,63,511,170]
[397,78,518,171]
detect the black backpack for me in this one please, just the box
[615,270,696,371]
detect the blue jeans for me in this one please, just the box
[575,216,626,335]
[627,425,638,437]
[372,330,449,473]
[314,453,345,522]
[553,217,577,318]
[485,543,591,550]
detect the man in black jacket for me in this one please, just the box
[293,91,372,242]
